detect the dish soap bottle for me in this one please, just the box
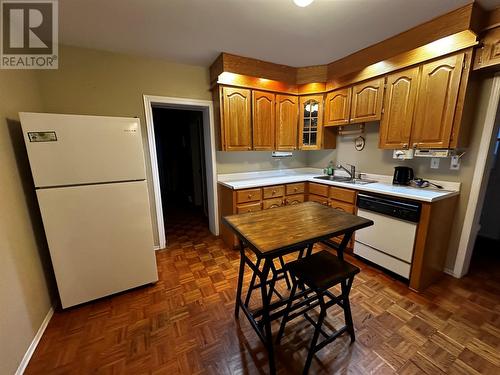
[327,161,334,176]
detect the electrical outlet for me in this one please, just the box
[430,158,440,169]
[450,155,461,170]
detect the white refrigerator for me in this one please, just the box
[20,112,158,308]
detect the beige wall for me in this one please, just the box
[217,151,309,174]
[0,70,53,375]
[309,75,493,270]
[36,45,212,246]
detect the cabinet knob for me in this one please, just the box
[248,194,252,199]
[403,143,408,149]
[294,187,298,192]
[413,143,418,148]
[272,190,276,194]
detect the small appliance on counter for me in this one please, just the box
[393,166,414,185]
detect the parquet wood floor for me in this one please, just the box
[25,211,500,374]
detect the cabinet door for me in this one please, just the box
[252,90,275,150]
[263,198,284,210]
[351,77,384,123]
[411,53,464,149]
[325,88,351,126]
[379,67,419,149]
[474,27,500,70]
[275,95,298,150]
[222,86,252,151]
[299,95,324,150]
[285,194,305,205]
[308,194,329,206]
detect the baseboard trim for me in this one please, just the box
[154,245,161,251]
[15,307,54,375]
[444,267,459,278]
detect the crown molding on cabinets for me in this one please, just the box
[327,3,482,84]
[329,31,477,90]
[210,52,297,85]
[210,3,486,91]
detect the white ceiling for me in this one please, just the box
[59,0,500,67]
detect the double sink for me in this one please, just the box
[314,175,377,185]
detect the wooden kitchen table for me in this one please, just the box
[223,201,373,374]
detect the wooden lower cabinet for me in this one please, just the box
[219,180,454,291]
[262,197,284,210]
[263,185,284,199]
[236,201,261,214]
[218,183,310,248]
[286,182,305,195]
[285,194,305,205]
[308,194,329,206]
[308,182,329,197]
[306,183,358,251]
[329,200,355,214]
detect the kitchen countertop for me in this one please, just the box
[218,168,460,203]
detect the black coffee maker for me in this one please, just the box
[393,166,414,185]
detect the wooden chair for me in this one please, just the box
[276,250,360,375]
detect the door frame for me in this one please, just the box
[143,95,219,249]
[453,73,500,277]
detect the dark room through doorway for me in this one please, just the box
[152,107,208,235]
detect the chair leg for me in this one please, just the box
[341,277,355,343]
[278,256,291,290]
[303,293,326,375]
[244,257,261,307]
[234,244,246,318]
[276,280,298,344]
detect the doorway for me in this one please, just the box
[454,74,500,277]
[143,95,219,250]
[153,108,208,229]
[470,118,500,273]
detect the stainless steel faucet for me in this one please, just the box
[336,163,356,180]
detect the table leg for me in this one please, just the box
[337,231,353,261]
[235,239,246,318]
[260,258,276,375]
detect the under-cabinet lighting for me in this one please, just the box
[294,0,314,7]
[272,151,293,158]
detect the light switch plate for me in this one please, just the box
[431,158,440,169]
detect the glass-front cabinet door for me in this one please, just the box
[299,95,323,150]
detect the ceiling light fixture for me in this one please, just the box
[294,0,314,7]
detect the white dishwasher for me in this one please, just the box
[354,194,421,278]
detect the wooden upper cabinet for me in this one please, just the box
[299,95,324,150]
[221,86,252,151]
[350,77,384,123]
[379,67,419,149]
[473,27,500,70]
[275,94,298,150]
[252,91,275,150]
[411,53,464,149]
[324,88,351,126]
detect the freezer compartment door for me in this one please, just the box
[37,180,158,308]
[20,112,147,187]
